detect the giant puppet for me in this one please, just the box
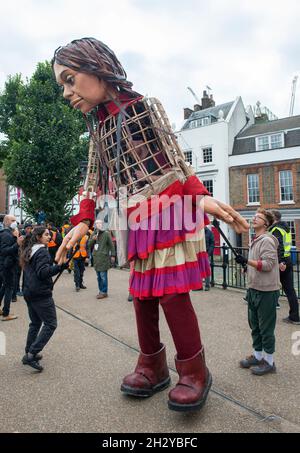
[53,38,249,412]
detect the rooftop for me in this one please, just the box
[237,115,300,138]
[181,101,234,130]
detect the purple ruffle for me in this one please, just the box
[129,252,211,299]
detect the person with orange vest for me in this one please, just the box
[73,234,89,292]
[47,224,62,263]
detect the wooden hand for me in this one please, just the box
[203,197,249,233]
[55,222,89,265]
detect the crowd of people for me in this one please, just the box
[0,215,116,372]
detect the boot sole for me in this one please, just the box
[168,373,212,412]
[121,376,171,398]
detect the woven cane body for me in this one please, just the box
[92,97,193,198]
[84,96,210,296]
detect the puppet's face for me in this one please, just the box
[54,63,109,113]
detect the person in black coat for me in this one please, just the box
[20,226,67,371]
[0,215,24,320]
[269,210,300,323]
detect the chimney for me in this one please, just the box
[201,90,215,109]
[184,108,193,119]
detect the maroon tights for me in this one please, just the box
[133,293,202,360]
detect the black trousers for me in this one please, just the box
[25,297,57,355]
[281,260,300,322]
[0,267,16,317]
[73,258,85,288]
[12,264,22,299]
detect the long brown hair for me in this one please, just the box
[19,226,48,269]
[52,37,140,97]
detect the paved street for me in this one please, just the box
[1,266,300,433]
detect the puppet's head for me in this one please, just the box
[52,37,135,95]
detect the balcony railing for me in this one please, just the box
[210,245,300,299]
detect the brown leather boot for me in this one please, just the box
[168,347,212,411]
[121,344,171,397]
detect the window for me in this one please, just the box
[203,147,213,163]
[286,221,296,246]
[247,174,260,204]
[189,117,211,129]
[279,170,293,202]
[184,150,193,165]
[203,179,214,197]
[256,136,269,151]
[270,133,283,149]
[256,133,284,151]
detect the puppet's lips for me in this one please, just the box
[71,98,83,108]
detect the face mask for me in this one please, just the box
[10,221,18,230]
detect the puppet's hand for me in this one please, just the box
[55,222,89,265]
[203,196,249,233]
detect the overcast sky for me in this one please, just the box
[1,0,300,128]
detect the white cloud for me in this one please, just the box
[1,0,300,127]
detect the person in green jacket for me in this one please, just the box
[88,220,115,299]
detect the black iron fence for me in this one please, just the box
[210,245,300,299]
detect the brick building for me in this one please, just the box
[229,115,300,249]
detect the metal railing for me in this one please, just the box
[210,245,300,299]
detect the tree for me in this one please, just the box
[0,74,25,166]
[0,62,88,225]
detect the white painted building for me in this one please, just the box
[177,91,254,240]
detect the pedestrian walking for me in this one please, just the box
[73,233,89,292]
[88,220,115,299]
[235,209,280,375]
[20,226,67,371]
[0,216,23,321]
[269,210,300,325]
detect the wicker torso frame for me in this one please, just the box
[86,97,194,198]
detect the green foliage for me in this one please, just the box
[0,62,88,225]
